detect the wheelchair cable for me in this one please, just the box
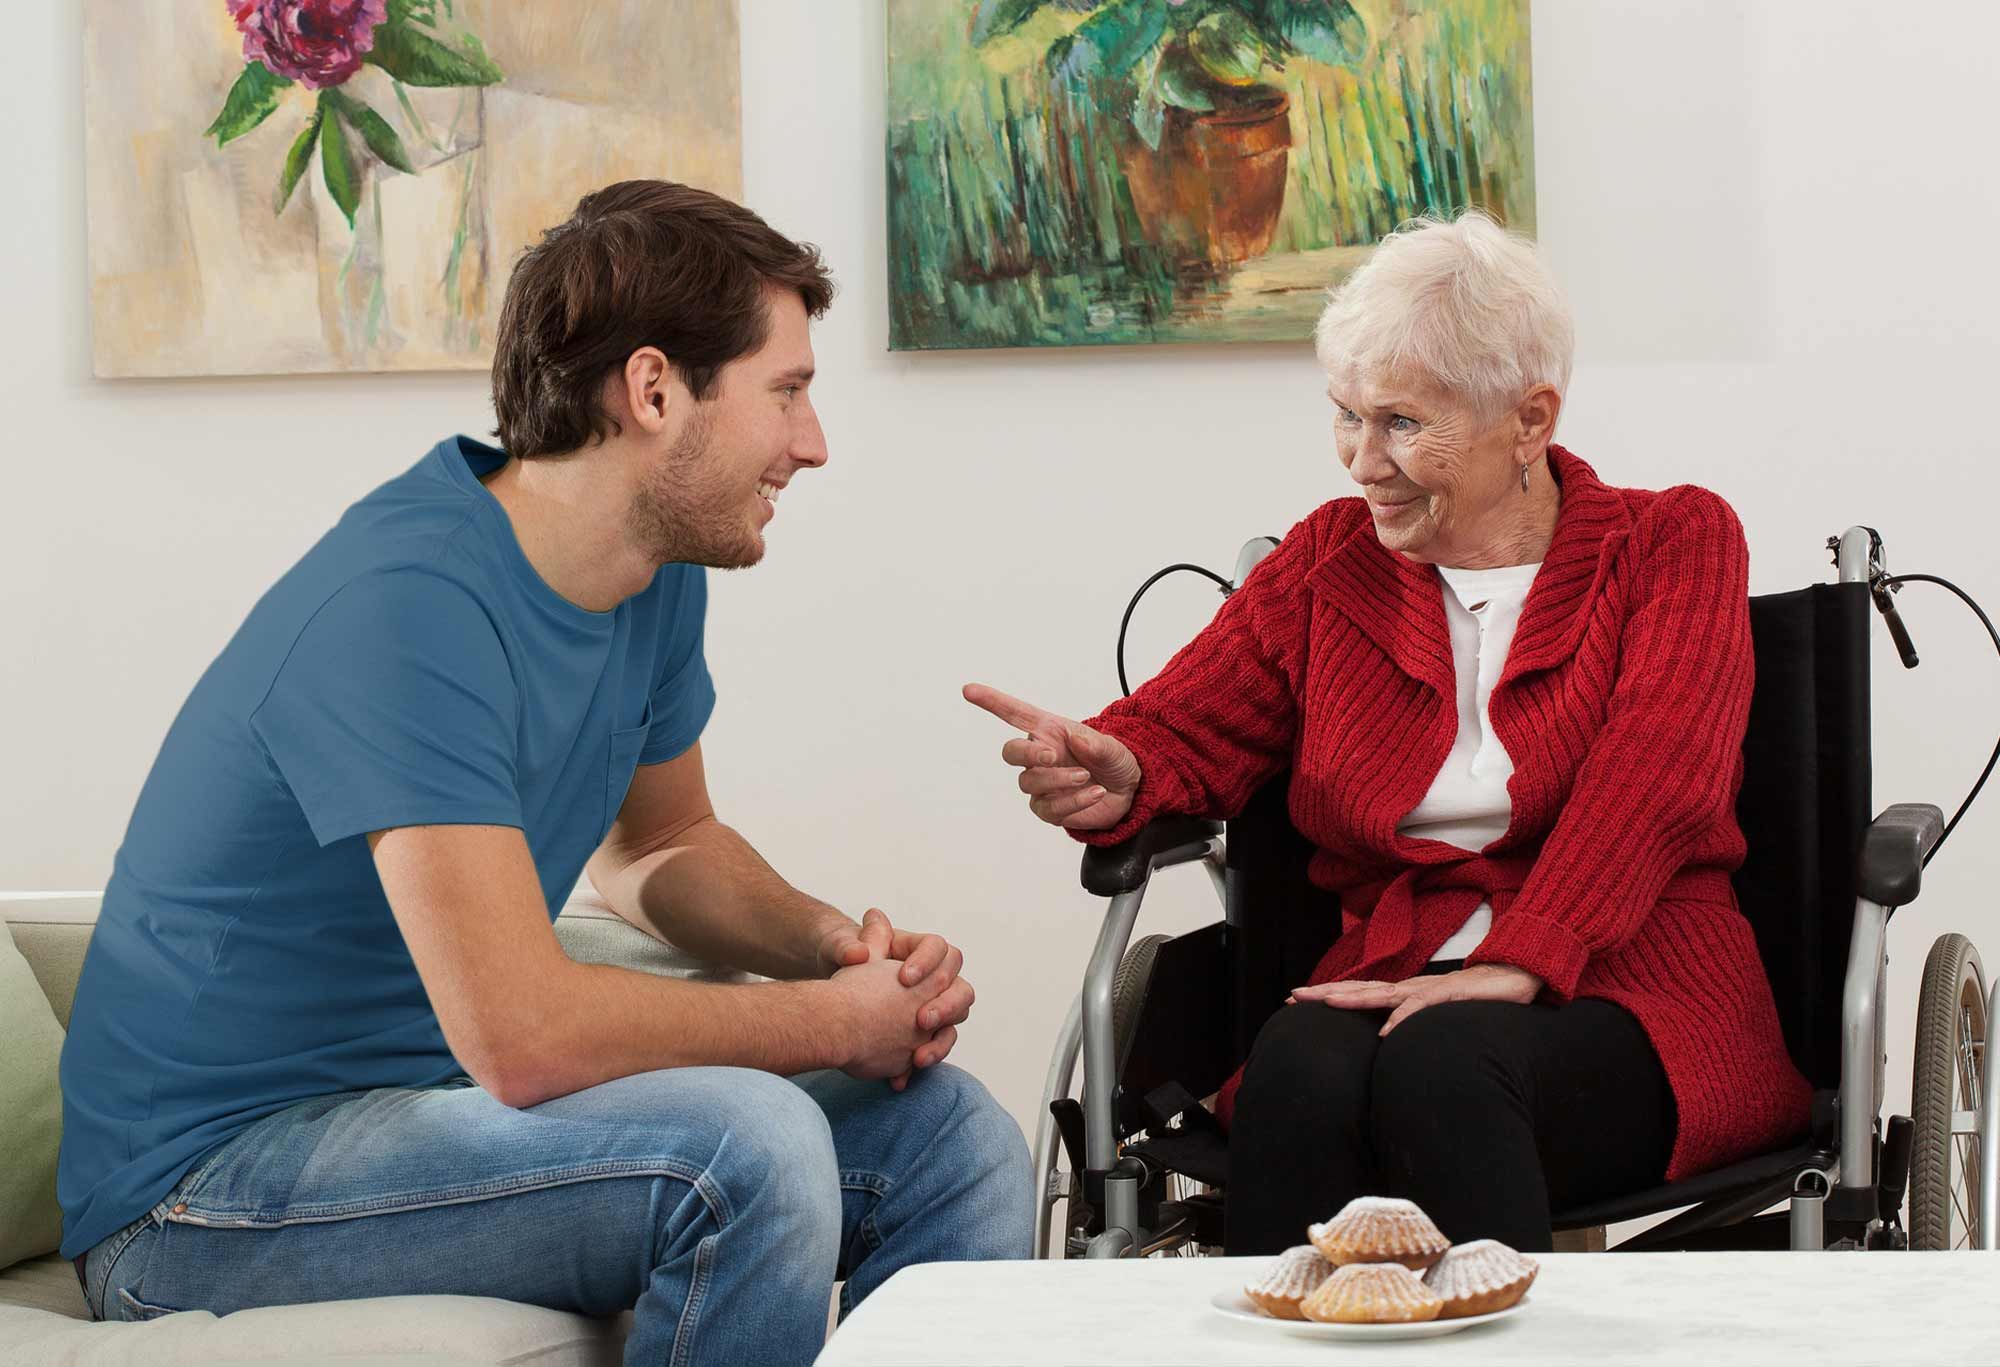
[1117,563,1234,697]
[1880,572,2000,866]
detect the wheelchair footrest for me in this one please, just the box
[1126,1124,1230,1190]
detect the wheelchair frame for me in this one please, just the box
[1033,525,1979,1259]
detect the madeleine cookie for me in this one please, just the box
[1300,1262,1446,1324]
[1423,1239,1538,1318]
[1307,1196,1451,1270]
[1244,1245,1334,1320]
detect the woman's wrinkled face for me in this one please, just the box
[1329,366,1523,566]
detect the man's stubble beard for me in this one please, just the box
[625,403,765,571]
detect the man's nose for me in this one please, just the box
[792,402,828,470]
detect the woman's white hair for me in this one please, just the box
[1313,211,1573,420]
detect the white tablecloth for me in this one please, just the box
[817,1252,1999,1365]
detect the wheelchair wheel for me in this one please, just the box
[1911,933,1985,1250]
[1113,934,1170,1064]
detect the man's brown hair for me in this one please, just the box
[491,181,834,459]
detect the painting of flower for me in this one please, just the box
[85,1,744,378]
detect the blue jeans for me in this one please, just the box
[82,1065,1031,1366]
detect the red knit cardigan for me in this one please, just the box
[1081,447,1812,1182]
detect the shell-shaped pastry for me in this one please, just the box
[1299,1262,1446,1324]
[1307,1196,1451,1270]
[1244,1245,1334,1320]
[1423,1239,1538,1318]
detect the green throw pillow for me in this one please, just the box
[0,918,65,1269]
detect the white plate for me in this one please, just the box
[1209,1290,1528,1341]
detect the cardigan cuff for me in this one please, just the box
[1466,911,1591,1001]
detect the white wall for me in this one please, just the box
[5,0,1998,1181]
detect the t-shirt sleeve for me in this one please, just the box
[249,569,524,846]
[637,565,717,766]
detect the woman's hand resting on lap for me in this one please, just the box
[1292,964,1546,1036]
[962,684,1142,831]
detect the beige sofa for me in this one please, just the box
[0,892,753,1367]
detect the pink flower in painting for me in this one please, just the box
[229,0,389,90]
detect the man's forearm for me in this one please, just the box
[495,963,856,1108]
[587,817,850,980]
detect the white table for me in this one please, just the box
[817,1252,2000,1365]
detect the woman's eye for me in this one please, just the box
[1389,415,1419,433]
[1337,407,1359,423]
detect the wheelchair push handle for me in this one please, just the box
[1832,525,1920,669]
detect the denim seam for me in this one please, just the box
[838,1170,889,1195]
[839,1210,886,1319]
[82,1201,163,1321]
[167,1157,721,1228]
[669,1231,718,1367]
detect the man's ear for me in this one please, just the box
[619,348,674,435]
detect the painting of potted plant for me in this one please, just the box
[976,0,1369,267]
[886,0,1535,350]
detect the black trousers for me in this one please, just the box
[1225,984,1677,1255]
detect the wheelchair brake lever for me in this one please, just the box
[1835,527,1921,669]
[1871,579,1921,669]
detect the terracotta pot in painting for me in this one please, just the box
[1118,88,1293,268]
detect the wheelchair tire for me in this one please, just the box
[1910,932,1985,1250]
[1114,934,1171,1066]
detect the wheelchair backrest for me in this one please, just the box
[1735,581,1872,1090]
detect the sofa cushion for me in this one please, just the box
[4,895,98,1029]
[0,1251,88,1317]
[0,1296,625,1365]
[0,915,66,1271]
[550,890,754,983]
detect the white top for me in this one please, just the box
[815,1253,2000,1366]
[1396,561,1542,961]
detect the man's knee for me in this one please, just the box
[922,1065,1028,1177]
[613,1068,841,1243]
[883,1065,1032,1259]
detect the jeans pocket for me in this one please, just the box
[114,1286,183,1322]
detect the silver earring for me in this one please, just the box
[1520,465,1530,493]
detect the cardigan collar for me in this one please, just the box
[1306,446,1633,693]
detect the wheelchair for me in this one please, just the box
[1032,525,1990,1258]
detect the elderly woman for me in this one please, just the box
[966,212,1810,1255]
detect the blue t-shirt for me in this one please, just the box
[56,436,715,1258]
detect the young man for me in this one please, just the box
[58,180,1030,1365]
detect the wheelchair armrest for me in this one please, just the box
[1856,803,1946,907]
[1079,815,1224,898]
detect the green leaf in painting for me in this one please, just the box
[207,62,292,146]
[1270,0,1367,65]
[1131,43,1167,149]
[970,0,1054,44]
[1155,43,1216,111]
[318,93,363,226]
[275,105,322,213]
[364,22,504,87]
[327,89,415,172]
[1047,0,1169,85]
[385,0,454,28]
[1188,10,1265,85]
